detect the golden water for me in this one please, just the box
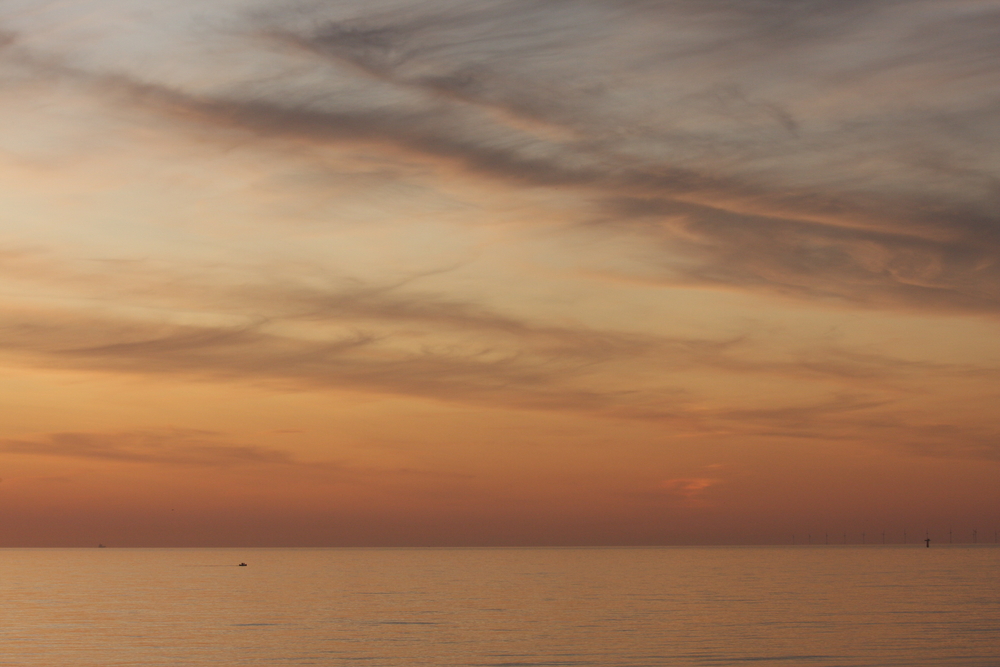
[2,546,997,665]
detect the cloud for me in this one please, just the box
[23,0,989,315]
[2,239,998,443]
[658,477,724,507]
[0,428,298,468]
[5,274,998,462]
[2,0,1000,468]
[0,284,713,416]
[594,196,1000,312]
[0,428,475,485]
[902,425,1000,462]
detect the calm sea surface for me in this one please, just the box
[1,546,997,666]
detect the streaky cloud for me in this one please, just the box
[3,0,999,316]
[0,429,298,468]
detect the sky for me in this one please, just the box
[1,0,999,546]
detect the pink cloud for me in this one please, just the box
[659,477,724,507]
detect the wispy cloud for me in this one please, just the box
[2,0,999,468]
[656,477,724,508]
[4,275,1000,463]
[0,429,297,468]
[594,196,1000,312]
[7,0,989,314]
[0,429,479,487]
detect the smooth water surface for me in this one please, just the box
[1,546,998,666]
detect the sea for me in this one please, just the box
[1,546,997,666]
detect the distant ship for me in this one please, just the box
[98,544,106,548]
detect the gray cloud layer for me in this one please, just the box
[174,1,1000,309]
[4,0,999,312]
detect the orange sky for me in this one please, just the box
[1,0,999,546]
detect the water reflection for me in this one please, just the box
[1,546,997,666]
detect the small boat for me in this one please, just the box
[98,544,106,548]
[239,562,247,566]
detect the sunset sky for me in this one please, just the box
[1,0,999,546]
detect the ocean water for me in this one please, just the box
[1,546,997,666]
